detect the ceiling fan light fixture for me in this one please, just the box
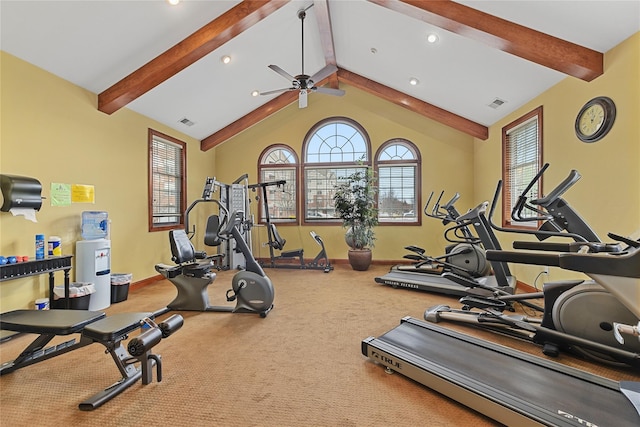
[259,5,344,109]
[221,55,231,64]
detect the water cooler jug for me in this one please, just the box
[76,212,111,310]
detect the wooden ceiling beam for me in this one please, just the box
[313,0,340,89]
[201,91,299,151]
[337,68,488,140]
[369,0,603,81]
[98,0,290,115]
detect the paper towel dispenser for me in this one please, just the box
[0,174,43,212]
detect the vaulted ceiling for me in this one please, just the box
[2,1,638,151]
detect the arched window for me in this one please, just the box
[375,139,421,224]
[257,145,298,223]
[302,117,371,221]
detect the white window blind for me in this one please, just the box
[303,118,369,221]
[151,134,183,226]
[259,146,298,222]
[376,141,419,223]
[504,114,540,228]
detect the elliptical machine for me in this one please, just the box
[155,201,274,318]
[397,191,491,278]
[425,165,640,367]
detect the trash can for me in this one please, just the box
[51,282,95,310]
[111,273,132,303]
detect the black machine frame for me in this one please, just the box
[250,180,333,273]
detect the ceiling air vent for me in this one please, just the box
[488,98,507,109]
[179,117,195,127]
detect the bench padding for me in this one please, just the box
[82,312,152,342]
[0,309,105,335]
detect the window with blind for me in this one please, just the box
[148,129,186,231]
[376,139,421,224]
[502,106,543,229]
[302,117,370,222]
[258,145,298,223]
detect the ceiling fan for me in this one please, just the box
[260,6,345,108]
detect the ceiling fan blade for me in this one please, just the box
[314,87,345,96]
[268,64,296,82]
[308,64,338,85]
[299,90,308,108]
[260,87,295,96]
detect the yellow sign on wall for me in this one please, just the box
[71,184,95,203]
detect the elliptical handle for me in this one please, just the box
[432,190,446,218]
[424,190,445,219]
[531,169,581,207]
[511,163,551,222]
[487,179,588,242]
[424,191,435,216]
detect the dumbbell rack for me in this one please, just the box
[0,255,73,308]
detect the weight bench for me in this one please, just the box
[0,309,183,410]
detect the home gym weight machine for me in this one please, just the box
[185,176,253,271]
[250,180,333,272]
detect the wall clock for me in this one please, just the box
[574,96,616,143]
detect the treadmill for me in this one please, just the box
[375,201,516,296]
[363,317,640,427]
[363,233,640,426]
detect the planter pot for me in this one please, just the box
[348,249,372,271]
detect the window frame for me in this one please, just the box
[375,138,422,226]
[148,129,187,232]
[501,106,543,230]
[301,117,371,225]
[257,144,300,225]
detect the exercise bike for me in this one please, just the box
[155,202,274,318]
[425,167,640,367]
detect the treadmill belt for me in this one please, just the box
[362,317,639,427]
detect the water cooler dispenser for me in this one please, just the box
[76,211,111,310]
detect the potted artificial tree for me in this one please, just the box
[333,166,378,271]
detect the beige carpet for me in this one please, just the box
[1,264,638,426]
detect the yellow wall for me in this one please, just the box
[0,52,216,311]
[212,84,475,262]
[474,32,640,286]
[1,31,638,310]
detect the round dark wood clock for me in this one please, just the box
[575,96,616,143]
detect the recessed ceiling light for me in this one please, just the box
[221,55,231,64]
[370,47,378,54]
[409,77,419,86]
[427,33,439,44]
[167,0,180,5]
[251,90,260,97]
